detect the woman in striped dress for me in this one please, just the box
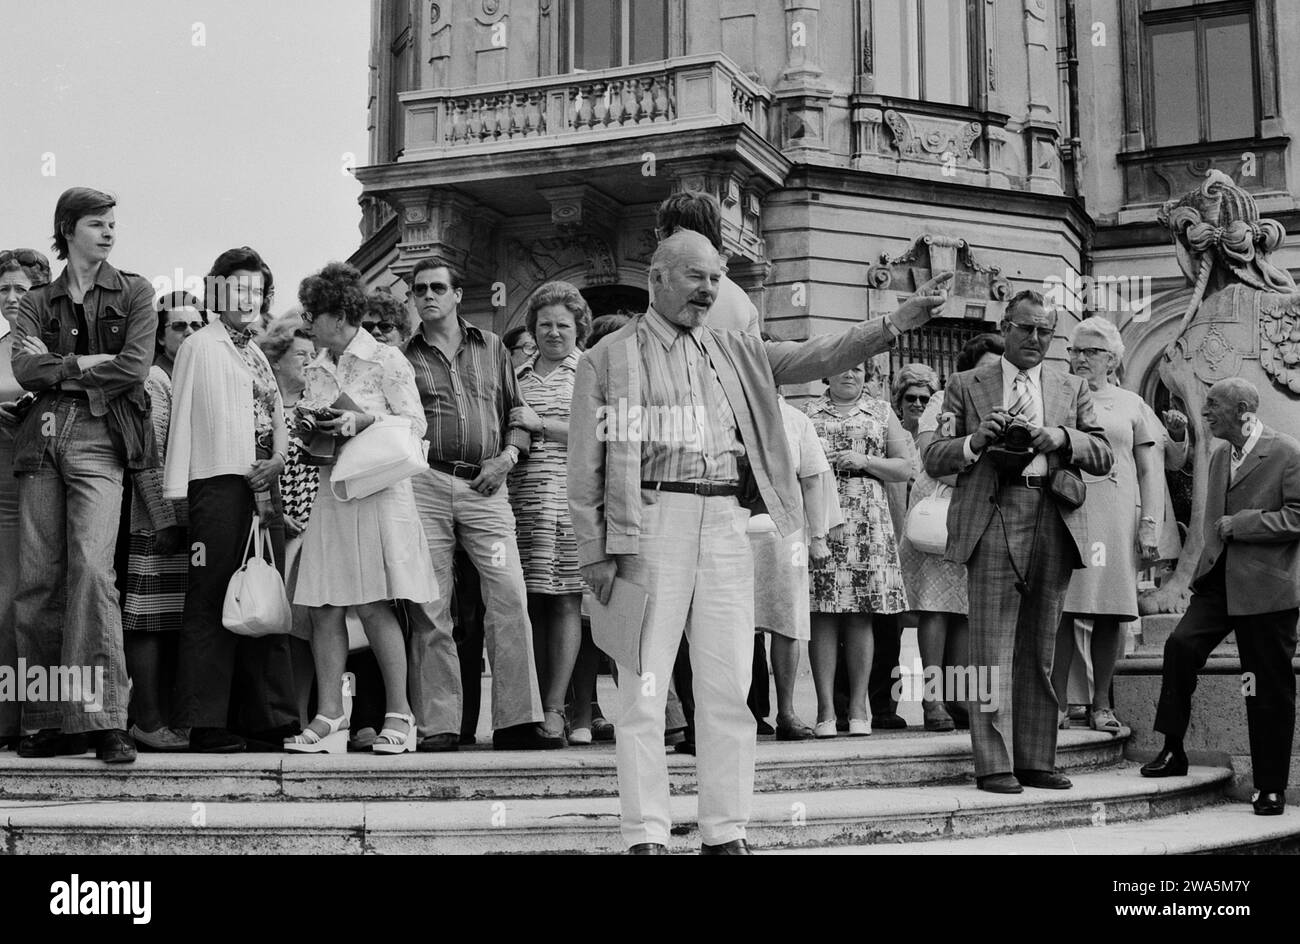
[507,281,591,742]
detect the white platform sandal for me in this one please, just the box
[372,712,417,755]
[285,714,349,754]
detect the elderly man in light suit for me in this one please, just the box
[1141,379,1300,816]
[568,230,951,853]
[924,291,1112,794]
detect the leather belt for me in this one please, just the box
[641,480,741,497]
[1017,475,1048,489]
[57,389,89,401]
[429,459,482,480]
[834,469,872,478]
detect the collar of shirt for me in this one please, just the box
[306,325,383,377]
[1001,356,1043,390]
[405,316,486,358]
[215,316,258,349]
[47,261,124,300]
[1234,421,1263,462]
[518,348,580,379]
[642,305,703,351]
[808,394,869,418]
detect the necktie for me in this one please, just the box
[1009,370,1039,424]
[1232,445,1244,464]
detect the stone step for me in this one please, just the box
[0,729,1128,802]
[0,765,1229,855]
[1136,613,1236,657]
[773,803,1300,855]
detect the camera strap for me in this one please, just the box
[990,475,1047,598]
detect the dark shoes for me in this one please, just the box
[1253,791,1285,816]
[755,719,775,736]
[94,730,137,764]
[774,719,815,741]
[1139,745,1189,778]
[674,739,696,756]
[976,773,1023,794]
[701,839,753,855]
[873,712,908,731]
[1014,768,1072,790]
[17,729,90,758]
[492,723,564,751]
[628,842,668,855]
[418,733,460,753]
[189,728,247,753]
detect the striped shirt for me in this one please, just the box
[404,319,531,465]
[638,306,743,483]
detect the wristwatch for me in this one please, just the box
[885,315,903,341]
[502,445,520,466]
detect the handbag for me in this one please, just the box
[1048,467,1087,510]
[329,415,429,501]
[222,515,292,637]
[905,482,951,556]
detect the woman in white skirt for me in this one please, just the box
[285,263,438,755]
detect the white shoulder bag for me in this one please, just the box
[904,482,952,557]
[329,415,429,502]
[223,515,292,637]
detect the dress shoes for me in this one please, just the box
[701,839,752,855]
[1253,791,1285,816]
[17,729,90,758]
[628,842,667,855]
[492,723,565,751]
[94,730,137,764]
[189,728,247,753]
[459,733,477,746]
[976,773,1023,794]
[755,719,775,736]
[674,738,696,756]
[417,732,460,753]
[1139,745,1189,778]
[1014,768,1072,790]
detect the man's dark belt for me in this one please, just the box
[56,389,89,400]
[641,480,740,497]
[833,468,872,478]
[1013,475,1049,489]
[429,458,482,479]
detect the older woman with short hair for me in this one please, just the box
[891,363,940,439]
[154,291,205,378]
[1052,316,1163,735]
[0,249,51,749]
[287,262,439,755]
[507,281,591,741]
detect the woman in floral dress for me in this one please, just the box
[807,364,913,737]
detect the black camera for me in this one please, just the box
[986,417,1037,473]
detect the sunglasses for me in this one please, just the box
[411,282,452,297]
[168,320,204,332]
[363,321,397,334]
[903,394,930,405]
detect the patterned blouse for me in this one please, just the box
[302,327,427,436]
[224,321,279,451]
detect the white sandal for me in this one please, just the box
[814,720,838,739]
[285,714,349,754]
[372,712,416,755]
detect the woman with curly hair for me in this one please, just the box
[163,246,298,753]
[0,249,51,749]
[362,290,412,347]
[286,262,438,755]
[507,281,591,742]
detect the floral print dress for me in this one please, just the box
[806,394,909,615]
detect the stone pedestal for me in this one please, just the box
[1114,613,1300,799]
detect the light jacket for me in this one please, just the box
[163,320,279,499]
[567,312,896,566]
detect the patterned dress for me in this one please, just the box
[508,350,584,595]
[807,395,909,615]
[898,391,969,615]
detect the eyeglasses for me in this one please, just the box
[168,320,204,332]
[1066,346,1109,358]
[1006,321,1055,340]
[363,321,397,334]
[512,342,538,355]
[903,394,931,405]
[411,282,452,298]
[0,249,51,280]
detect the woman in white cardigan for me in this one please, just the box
[163,247,298,753]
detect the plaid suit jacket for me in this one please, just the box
[922,359,1113,565]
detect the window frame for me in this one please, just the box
[866,0,979,109]
[1139,0,1260,147]
[561,0,672,73]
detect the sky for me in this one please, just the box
[0,0,371,315]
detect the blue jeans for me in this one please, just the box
[15,397,129,733]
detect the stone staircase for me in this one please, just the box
[3,726,1296,854]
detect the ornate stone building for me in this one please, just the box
[349,0,1300,397]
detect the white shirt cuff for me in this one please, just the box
[962,434,979,464]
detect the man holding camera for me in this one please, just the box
[924,290,1112,794]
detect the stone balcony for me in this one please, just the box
[398,53,771,162]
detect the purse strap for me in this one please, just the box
[240,514,261,565]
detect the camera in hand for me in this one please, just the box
[8,392,39,422]
[985,415,1036,475]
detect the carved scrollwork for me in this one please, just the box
[430,3,440,25]
[866,263,893,288]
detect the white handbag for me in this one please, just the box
[905,483,952,556]
[329,415,428,501]
[222,515,292,637]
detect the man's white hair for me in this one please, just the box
[649,229,717,281]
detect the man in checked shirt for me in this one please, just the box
[403,258,559,751]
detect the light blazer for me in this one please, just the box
[567,313,896,567]
[1196,426,1300,615]
[922,358,1113,565]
